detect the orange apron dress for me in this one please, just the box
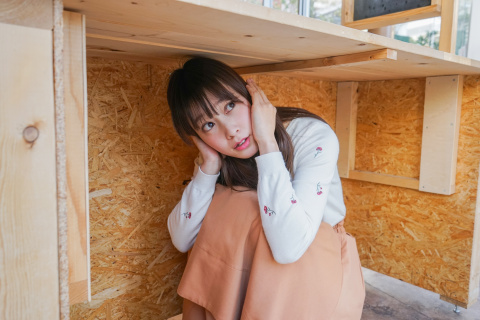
[178,185,365,320]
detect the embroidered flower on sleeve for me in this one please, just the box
[182,212,192,219]
[264,206,276,216]
[314,146,323,158]
[290,195,297,204]
[316,183,323,195]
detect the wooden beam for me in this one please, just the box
[235,49,397,75]
[0,0,53,29]
[419,75,463,195]
[439,0,459,53]
[336,82,358,179]
[348,170,420,190]
[343,5,441,30]
[0,22,60,319]
[341,0,355,25]
[64,11,91,305]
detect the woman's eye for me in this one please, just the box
[226,102,235,112]
[202,122,215,131]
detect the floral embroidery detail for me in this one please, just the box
[182,212,192,219]
[314,146,323,158]
[316,183,323,195]
[264,206,276,216]
[290,195,297,204]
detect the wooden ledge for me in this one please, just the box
[235,49,397,75]
[347,170,420,190]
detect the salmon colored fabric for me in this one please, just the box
[179,185,365,320]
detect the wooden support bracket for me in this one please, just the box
[419,75,463,195]
[235,49,397,75]
[336,75,463,195]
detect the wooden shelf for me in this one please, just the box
[63,0,480,81]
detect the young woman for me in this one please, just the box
[167,57,365,319]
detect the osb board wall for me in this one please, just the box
[69,57,337,319]
[343,75,480,304]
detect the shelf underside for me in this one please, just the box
[64,0,480,81]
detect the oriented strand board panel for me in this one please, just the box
[63,0,480,81]
[0,23,59,319]
[64,11,91,305]
[69,58,337,319]
[343,75,480,306]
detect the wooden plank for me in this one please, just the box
[235,49,397,75]
[64,11,90,305]
[62,0,480,81]
[348,170,420,189]
[341,0,355,25]
[343,4,441,30]
[439,0,459,53]
[0,22,59,319]
[419,75,463,195]
[336,82,358,178]
[0,0,53,29]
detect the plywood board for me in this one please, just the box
[343,75,480,306]
[63,0,480,81]
[64,11,91,305]
[0,22,59,319]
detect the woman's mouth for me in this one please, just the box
[235,137,250,150]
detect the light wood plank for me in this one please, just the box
[342,5,441,30]
[348,170,420,190]
[467,161,480,307]
[336,82,358,178]
[341,0,354,25]
[419,75,463,195]
[235,49,397,74]
[439,0,459,53]
[62,0,480,81]
[64,11,90,305]
[0,22,59,319]
[0,0,53,29]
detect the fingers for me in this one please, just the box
[246,78,269,105]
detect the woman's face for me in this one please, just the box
[193,91,259,159]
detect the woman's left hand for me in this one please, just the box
[246,78,279,155]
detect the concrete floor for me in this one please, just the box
[362,268,480,320]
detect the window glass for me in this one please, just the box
[242,0,264,5]
[272,0,299,14]
[309,0,342,24]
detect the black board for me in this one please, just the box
[354,0,432,20]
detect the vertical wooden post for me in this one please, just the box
[0,19,60,320]
[419,75,463,195]
[336,82,358,178]
[64,10,90,305]
[439,0,459,53]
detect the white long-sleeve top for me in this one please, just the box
[167,117,346,263]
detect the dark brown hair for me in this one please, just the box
[167,56,326,190]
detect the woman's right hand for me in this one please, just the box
[192,136,222,175]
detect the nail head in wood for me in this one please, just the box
[23,126,39,143]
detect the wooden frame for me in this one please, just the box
[342,0,459,54]
[341,0,442,30]
[336,75,462,195]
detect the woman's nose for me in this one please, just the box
[225,126,239,139]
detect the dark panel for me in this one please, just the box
[354,0,432,20]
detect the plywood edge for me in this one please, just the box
[348,170,420,190]
[343,5,441,30]
[235,49,397,75]
[336,82,358,178]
